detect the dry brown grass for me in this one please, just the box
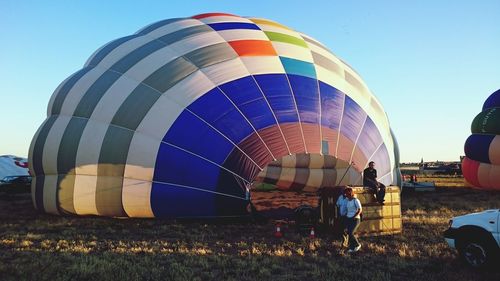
[0,180,499,281]
[415,175,466,187]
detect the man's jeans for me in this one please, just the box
[339,216,348,247]
[345,217,360,249]
[365,180,386,203]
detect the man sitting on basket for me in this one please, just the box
[363,161,386,205]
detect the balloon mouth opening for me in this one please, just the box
[248,153,361,219]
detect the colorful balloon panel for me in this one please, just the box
[464,134,500,165]
[483,89,500,111]
[463,89,500,190]
[30,13,400,218]
[471,108,500,135]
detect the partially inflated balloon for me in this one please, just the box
[463,89,500,190]
[29,13,400,218]
[256,153,352,192]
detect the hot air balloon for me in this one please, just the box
[463,89,500,190]
[29,13,400,218]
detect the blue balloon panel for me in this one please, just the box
[340,96,366,142]
[254,74,300,123]
[288,74,320,124]
[154,143,222,189]
[464,134,495,163]
[319,81,344,130]
[151,182,216,217]
[356,117,383,158]
[187,87,255,144]
[163,110,235,164]
[208,22,260,31]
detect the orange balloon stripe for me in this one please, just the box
[228,40,277,57]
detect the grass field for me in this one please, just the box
[1,178,499,281]
[413,175,466,187]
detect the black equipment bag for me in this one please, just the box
[318,186,346,235]
[294,204,317,235]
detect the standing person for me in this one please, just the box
[363,161,386,204]
[335,189,348,247]
[344,187,362,253]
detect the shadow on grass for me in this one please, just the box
[1,236,499,281]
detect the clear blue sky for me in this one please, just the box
[1,0,499,163]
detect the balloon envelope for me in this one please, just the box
[29,13,400,217]
[463,89,500,191]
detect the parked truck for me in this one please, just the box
[444,209,500,268]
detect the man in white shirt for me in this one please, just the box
[336,190,348,247]
[344,187,362,252]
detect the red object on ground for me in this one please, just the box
[274,223,283,238]
[309,227,315,238]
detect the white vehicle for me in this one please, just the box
[444,209,500,268]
